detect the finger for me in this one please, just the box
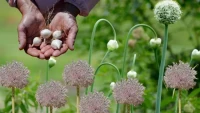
[44,48,54,58]
[65,25,78,50]
[41,45,52,53]
[26,48,40,57]
[18,25,27,50]
[52,44,68,57]
[40,42,47,49]
[39,53,45,59]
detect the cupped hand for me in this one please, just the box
[45,12,78,57]
[17,0,48,59]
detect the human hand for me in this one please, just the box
[17,0,47,59]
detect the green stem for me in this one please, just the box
[155,24,169,113]
[101,51,110,63]
[86,19,117,95]
[154,48,160,68]
[127,104,130,113]
[178,90,181,113]
[50,106,53,113]
[107,90,112,97]
[12,87,15,113]
[116,103,120,113]
[131,54,137,70]
[91,62,121,92]
[122,24,157,78]
[175,93,178,113]
[131,105,134,113]
[77,86,80,113]
[46,60,49,113]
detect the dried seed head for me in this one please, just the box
[113,78,145,106]
[0,61,29,89]
[164,61,197,90]
[36,81,67,108]
[154,0,181,24]
[63,60,94,87]
[80,92,110,113]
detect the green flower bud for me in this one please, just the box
[191,49,200,60]
[48,57,56,68]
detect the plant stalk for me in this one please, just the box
[12,87,15,113]
[116,103,120,113]
[155,24,168,113]
[131,105,134,113]
[77,86,80,113]
[127,104,130,113]
[50,106,53,113]
[178,90,181,113]
[46,60,49,113]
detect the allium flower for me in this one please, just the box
[63,60,94,87]
[164,61,197,90]
[154,0,181,24]
[36,81,67,108]
[0,61,29,89]
[80,92,110,113]
[113,78,145,106]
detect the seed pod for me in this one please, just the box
[53,30,62,39]
[40,29,52,39]
[51,39,62,50]
[32,37,42,47]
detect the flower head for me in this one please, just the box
[63,60,94,87]
[164,61,197,90]
[113,78,145,106]
[36,81,67,108]
[0,61,29,89]
[107,40,119,51]
[80,92,110,113]
[154,0,181,24]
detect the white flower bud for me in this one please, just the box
[127,70,137,78]
[32,37,42,46]
[53,30,62,39]
[40,29,52,39]
[107,40,119,51]
[48,57,56,68]
[191,49,200,60]
[51,39,62,50]
[149,38,161,47]
[110,82,116,90]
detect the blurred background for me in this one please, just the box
[0,0,200,113]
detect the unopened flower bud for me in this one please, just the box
[51,39,62,50]
[149,38,161,47]
[40,29,52,39]
[53,30,62,39]
[48,57,56,68]
[110,82,116,90]
[32,37,42,46]
[107,40,119,51]
[183,102,195,113]
[191,49,200,60]
[127,70,137,78]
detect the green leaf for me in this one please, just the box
[188,88,200,98]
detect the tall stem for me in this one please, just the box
[178,90,181,113]
[12,87,15,113]
[155,24,168,113]
[116,103,120,113]
[154,48,160,68]
[50,106,53,113]
[77,86,80,113]
[101,51,110,63]
[90,62,121,92]
[46,60,49,113]
[131,105,134,113]
[127,104,130,113]
[122,24,157,78]
[86,19,117,95]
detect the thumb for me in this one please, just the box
[66,26,78,50]
[18,25,27,50]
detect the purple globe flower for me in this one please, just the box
[36,81,67,108]
[63,60,94,87]
[164,61,197,90]
[0,61,29,89]
[80,92,110,113]
[113,78,145,106]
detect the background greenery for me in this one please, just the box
[0,0,200,113]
